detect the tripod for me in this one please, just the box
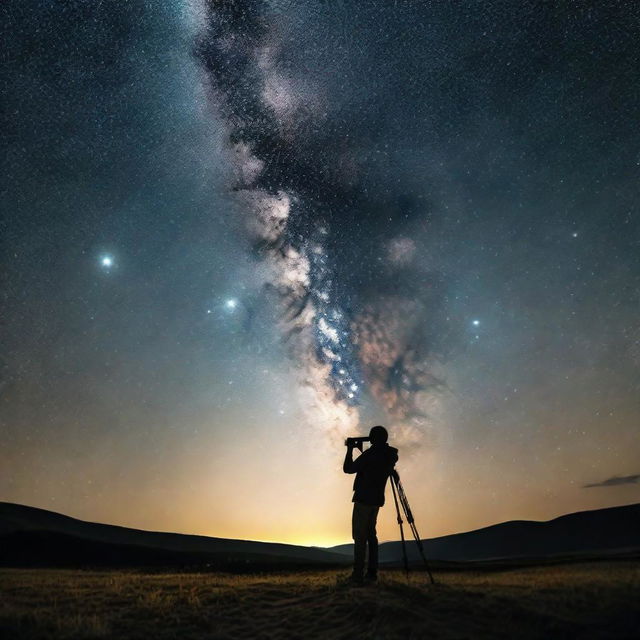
[389,470,435,584]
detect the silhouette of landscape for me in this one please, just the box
[1,502,639,638]
[331,502,640,566]
[2,501,638,569]
[0,502,348,570]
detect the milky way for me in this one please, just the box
[195,0,453,439]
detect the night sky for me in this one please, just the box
[2,0,639,546]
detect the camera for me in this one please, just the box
[345,436,370,451]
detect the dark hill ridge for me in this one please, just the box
[1,501,638,568]
[0,502,348,568]
[0,530,343,571]
[331,502,640,563]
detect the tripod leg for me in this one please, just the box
[408,521,435,585]
[390,475,409,578]
[395,474,436,585]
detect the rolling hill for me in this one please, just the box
[331,502,640,563]
[0,502,348,569]
[1,501,638,569]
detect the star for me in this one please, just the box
[225,299,238,310]
[472,319,480,326]
[100,255,114,269]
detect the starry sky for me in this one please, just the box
[1,0,639,546]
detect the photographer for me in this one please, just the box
[343,425,398,585]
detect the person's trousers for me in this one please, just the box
[352,502,380,577]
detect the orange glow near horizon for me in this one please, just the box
[4,406,638,549]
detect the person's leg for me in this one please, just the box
[351,503,368,581]
[366,506,380,579]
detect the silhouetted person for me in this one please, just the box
[343,425,398,585]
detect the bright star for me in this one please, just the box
[225,299,238,310]
[100,255,114,268]
[472,319,480,326]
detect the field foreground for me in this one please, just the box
[1,562,638,639]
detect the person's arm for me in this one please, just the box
[343,444,363,474]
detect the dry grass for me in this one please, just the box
[0,562,638,639]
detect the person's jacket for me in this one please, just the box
[344,443,398,506]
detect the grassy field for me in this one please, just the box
[1,562,638,639]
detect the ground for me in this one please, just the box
[1,562,638,639]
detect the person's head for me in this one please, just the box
[369,425,388,445]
